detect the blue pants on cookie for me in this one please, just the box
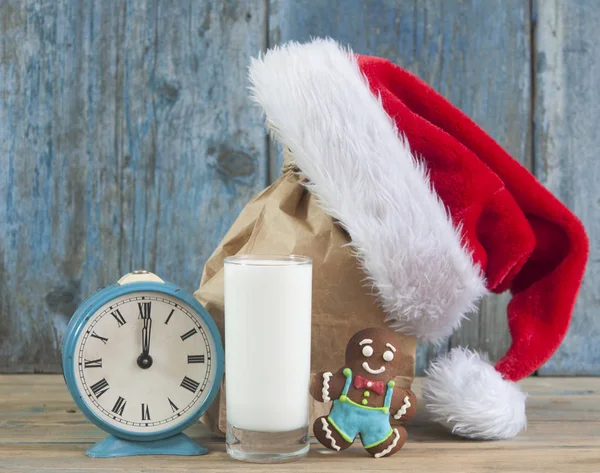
[326,368,395,449]
[327,397,393,448]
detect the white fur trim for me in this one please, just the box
[249,38,486,342]
[321,418,340,451]
[423,348,527,439]
[393,395,412,420]
[322,372,332,402]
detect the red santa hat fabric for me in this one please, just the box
[248,39,588,439]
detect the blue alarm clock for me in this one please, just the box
[62,270,224,458]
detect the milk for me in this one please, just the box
[224,256,312,432]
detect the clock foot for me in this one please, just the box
[86,433,209,458]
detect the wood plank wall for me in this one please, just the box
[0,0,597,375]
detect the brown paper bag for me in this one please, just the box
[195,155,416,434]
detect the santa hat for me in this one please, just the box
[248,39,588,440]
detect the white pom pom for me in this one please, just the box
[423,347,527,440]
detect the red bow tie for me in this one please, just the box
[353,375,385,395]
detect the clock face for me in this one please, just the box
[72,291,216,434]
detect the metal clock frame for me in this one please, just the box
[62,279,224,442]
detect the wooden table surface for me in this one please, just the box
[1,375,599,472]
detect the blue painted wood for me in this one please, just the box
[0,0,596,375]
[534,0,600,375]
[269,0,533,375]
[0,0,268,372]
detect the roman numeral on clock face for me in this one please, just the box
[112,396,126,416]
[180,328,197,341]
[165,309,175,325]
[138,302,151,319]
[90,331,108,344]
[180,376,200,393]
[111,309,126,327]
[187,355,205,364]
[168,398,179,413]
[84,358,102,368]
[90,378,110,398]
[141,403,151,421]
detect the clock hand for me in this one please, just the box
[142,319,149,353]
[139,303,152,354]
[138,303,153,369]
[144,312,152,355]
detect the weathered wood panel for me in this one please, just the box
[0,0,596,375]
[534,0,600,375]
[2,375,600,472]
[0,0,268,372]
[269,0,532,374]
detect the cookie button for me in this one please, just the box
[388,380,396,388]
[363,391,370,398]
[340,395,348,402]
[362,399,368,405]
[343,368,352,377]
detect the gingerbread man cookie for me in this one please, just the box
[310,328,417,458]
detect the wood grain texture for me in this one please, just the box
[0,0,596,376]
[269,0,532,374]
[1,375,599,472]
[534,0,600,374]
[0,0,267,372]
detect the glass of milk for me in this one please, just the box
[224,255,312,463]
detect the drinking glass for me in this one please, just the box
[224,255,312,463]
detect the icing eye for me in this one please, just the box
[383,350,394,362]
[362,345,374,357]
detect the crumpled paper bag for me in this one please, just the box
[195,153,416,433]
